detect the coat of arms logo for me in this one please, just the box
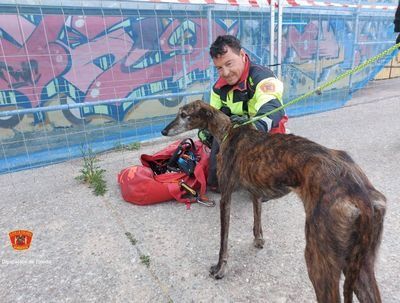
[9,230,33,250]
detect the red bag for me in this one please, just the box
[118,139,209,206]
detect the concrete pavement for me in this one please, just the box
[1,77,399,302]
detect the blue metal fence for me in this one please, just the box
[0,0,398,173]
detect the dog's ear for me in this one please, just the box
[191,100,213,120]
[198,107,213,119]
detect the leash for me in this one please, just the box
[233,42,400,130]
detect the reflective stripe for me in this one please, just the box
[210,90,222,110]
[259,116,273,131]
[225,90,244,115]
[211,68,284,117]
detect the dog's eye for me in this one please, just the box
[181,112,187,119]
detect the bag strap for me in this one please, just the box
[179,138,196,153]
[166,181,193,209]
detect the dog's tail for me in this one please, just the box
[343,190,383,303]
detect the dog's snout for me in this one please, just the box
[162,118,177,136]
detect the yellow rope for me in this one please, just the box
[235,42,400,128]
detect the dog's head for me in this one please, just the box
[161,100,213,136]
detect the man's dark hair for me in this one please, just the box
[209,35,242,58]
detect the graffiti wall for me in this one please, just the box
[239,14,396,115]
[375,52,400,79]
[0,3,397,172]
[0,14,232,129]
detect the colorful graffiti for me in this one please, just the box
[0,10,395,131]
[241,15,394,98]
[280,18,395,93]
[0,14,238,128]
[0,6,396,173]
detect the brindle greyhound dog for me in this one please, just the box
[161,100,386,303]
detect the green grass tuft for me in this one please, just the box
[76,147,107,196]
[140,254,150,268]
[114,141,141,151]
[125,232,137,246]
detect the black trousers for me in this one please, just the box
[207,137,220,187]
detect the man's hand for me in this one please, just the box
[198,129,213,148]
[397,33,400,48]
[230,115,248,124]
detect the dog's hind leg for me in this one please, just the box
[305,222,341,303]
[352,258,381,303]
[353,195,385,303]
[252,195,265,249]
[210,190,232,279]
[349,235,382,303]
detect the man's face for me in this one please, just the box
[213,46,246,86]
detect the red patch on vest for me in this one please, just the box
[260,82,275,93]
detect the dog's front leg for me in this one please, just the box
[252,195,265,248]
[210,192,231,279]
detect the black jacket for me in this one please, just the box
[395,0,400,32]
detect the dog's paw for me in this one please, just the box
[253,238,265,249]
[209,264,226,279]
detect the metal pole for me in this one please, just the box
[269,0,275,68]
[0,90,207,118]
[349,1,361,93]
[314,15,322,91]
[277,0,283,78]
[181,19,188,103]
[207,5,214,91]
